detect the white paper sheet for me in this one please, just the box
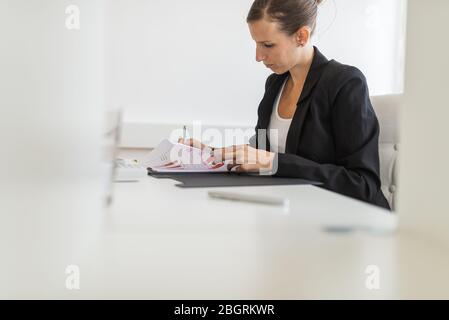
[138,139,229,173]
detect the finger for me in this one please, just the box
[178,137,191,145]
[227,164,241,172]
[213,145,239,162]
[189,139,207,150]
[237,164,260,173]
[179,138,196,149]
[233,147,251,165]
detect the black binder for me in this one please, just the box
[147,169,321,188]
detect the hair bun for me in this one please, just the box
[248,0,322,35]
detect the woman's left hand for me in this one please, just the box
[212,144,275,173]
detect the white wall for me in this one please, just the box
[105,0,265,128]
[104,0,407,147]
[316,0,407,95]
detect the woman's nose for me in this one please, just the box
[256,48,265,62]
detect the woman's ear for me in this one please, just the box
[296,26,311,47]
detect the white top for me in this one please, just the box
[267,78,292,153]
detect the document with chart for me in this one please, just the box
[139,139,229,173]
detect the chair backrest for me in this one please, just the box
[370,94,401,210]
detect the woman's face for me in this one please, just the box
[248,19,302,74]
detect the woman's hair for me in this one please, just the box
[246,0,323,35]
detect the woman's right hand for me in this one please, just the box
[177,138,211,151]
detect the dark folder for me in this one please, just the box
[147,169,321,188]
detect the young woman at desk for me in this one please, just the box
[180,0,390,210]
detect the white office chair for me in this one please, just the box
[370,94,401,211]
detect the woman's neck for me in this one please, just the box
[288,45,315,87]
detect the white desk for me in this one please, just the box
[7,149,446,299]
[61,149,447,300]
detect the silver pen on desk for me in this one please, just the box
[208,190,290,208]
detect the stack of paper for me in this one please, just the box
[138,139,229,173]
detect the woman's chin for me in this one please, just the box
[270,66,286,74]
[273,68,286,75]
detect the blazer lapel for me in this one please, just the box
[285,47,330,154]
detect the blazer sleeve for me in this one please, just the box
[273,68,383,205]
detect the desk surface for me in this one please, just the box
[66,149,446,299]
[12,149,446,299]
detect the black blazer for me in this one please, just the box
[252,47,390,210]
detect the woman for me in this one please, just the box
[182,0,390,210]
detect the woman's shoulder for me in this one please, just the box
[322,60,368,89]
[320,60,372,104]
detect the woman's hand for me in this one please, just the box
[212,144,275,173]
[178,138,216,166]
[178,138,211,151]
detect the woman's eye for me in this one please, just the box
[264,44,274,48]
